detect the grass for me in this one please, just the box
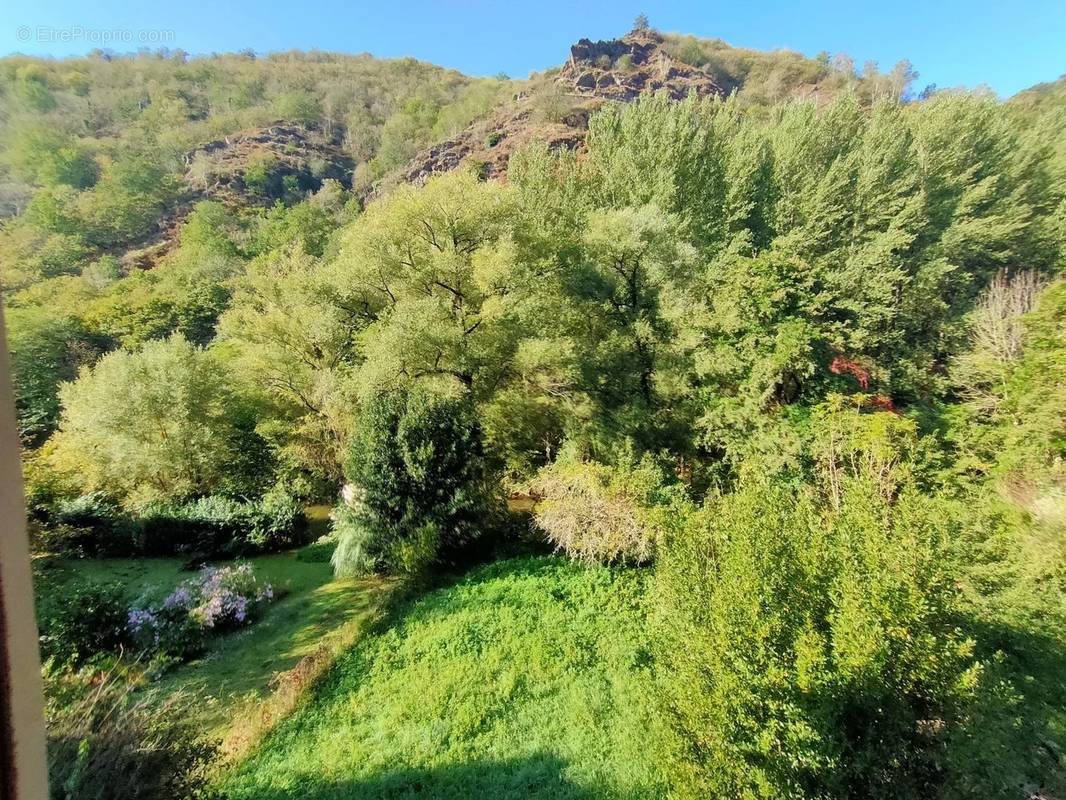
[32,507,401,743]
[35,552,395,736]
[219,556,670,799]
[157,557,397,739]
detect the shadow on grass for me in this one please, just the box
[158,573,401,739]
[223,754,598,800]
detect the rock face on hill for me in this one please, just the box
[121,124,354,271]
[391,29,723,189]
[393,98,590,189]
[561,29,721,101]
[184,123,355,206]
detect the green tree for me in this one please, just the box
[332,388,492,575]
[273,90,323,126]
[0,223,91,289]
[657,475,979,799]
[6,305,105,444]
[332,169,521,398]
[219,246,357,483]
[49,335,249,505]
[565,204,697,449]
[3,127,98,188]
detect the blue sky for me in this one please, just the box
[2,0,1064,97]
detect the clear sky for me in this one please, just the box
[2,0,1064,98]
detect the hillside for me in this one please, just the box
[7,19,1066,800]
[0,48,517,277]
[388,26,907,187]
[0,26,919,278]
[389,29,722,188]
[1009,74,1066,114]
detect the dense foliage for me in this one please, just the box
[5,28,1066,798]
[49,335,252,503]
[38,581,129,665]
[36,490,305,557]
[44,667,217,800]
[656,401,976,798]
[332,388,494,575]
[0,47,515,214]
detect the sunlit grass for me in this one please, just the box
[33,532,398,740]
[158,562,396,737]
[220,556,670,799]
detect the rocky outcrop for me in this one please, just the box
[560,30,722,101]
[115,123,356,272]
[389,29,723,191]
[398,104,589,189]
[184,123,355,206]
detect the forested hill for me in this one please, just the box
[0,26,925,274]
[9,19,1066,800]
[0,48,518,274]
[2,20,1063,445]
[1,20,1063,454]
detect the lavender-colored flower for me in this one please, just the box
[127,562,273,654]
[199,566,223,593]
[163,585,192,609]
[127,608,157,633]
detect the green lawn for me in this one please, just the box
[156,556,396,737]
[33,510,399,739]
[219,557,670,800]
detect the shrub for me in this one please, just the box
[655,478,980,799]
[126,602,206,661]
[485,131,503,148]
[273,89,323,125]
[953,269,1046,414]
[42,491,306,558]
[530,455,675,565]
[38,581,130,665]
[252,489,306,546]
[533,85,570,123]
[332,388,495,575]
[48,492,140,556]
[330,499,381,575]
[141,491,305,556]
[127,563,276,660]
[52,491,116,526]
[242,153,279,196]
[44,666,217,800]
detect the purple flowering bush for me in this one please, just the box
[127,563,276,659]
